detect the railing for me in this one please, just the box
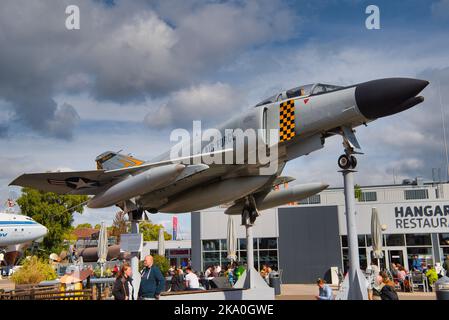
[0,285,93,300]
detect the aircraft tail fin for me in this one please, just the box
[95,151,145,170]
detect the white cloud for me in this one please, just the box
[144,82,245,129]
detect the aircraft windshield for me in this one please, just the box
[286,84,314,99]
[255,83,344,107]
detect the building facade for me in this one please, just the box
[191,180,449,283]
[141,239,191,267]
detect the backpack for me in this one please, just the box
[380,285,399,300]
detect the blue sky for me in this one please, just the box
[1,0,449,238]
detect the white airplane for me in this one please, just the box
[0,212,48,266]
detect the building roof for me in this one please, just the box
[72,228,100,240]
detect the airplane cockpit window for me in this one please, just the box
[286,84,314,99]
[312,84,326,95]
[255,83,343,107]
[312,83,343,95]
[255,94,277,107]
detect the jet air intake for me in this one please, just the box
[355,78,429,119]
[87,164,185,208]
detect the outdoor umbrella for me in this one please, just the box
[158,227,165,256]
[371,207,384,266]
[226,215,237,262]
[97,221,108,277]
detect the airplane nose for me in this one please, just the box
[40,226,48,237]
[355,78,429,119]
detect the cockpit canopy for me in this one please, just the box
[255,83,343,107]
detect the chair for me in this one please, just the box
[410,272,427,292]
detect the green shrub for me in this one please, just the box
[11,256,57,284]
[153,255,170,275]
[138,255,170,276]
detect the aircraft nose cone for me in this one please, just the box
[355,78,429,119]
[40,226,48,237]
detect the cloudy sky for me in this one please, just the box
[1,0,449,238]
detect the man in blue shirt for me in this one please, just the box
[315,278,333,300]
[412,255,423,272]
[138,255,165,300]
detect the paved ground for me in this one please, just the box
[276,284,436,300]
[0,279,436,300]
[0,279,15,291]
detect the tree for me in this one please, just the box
[354,184,362,201]
[139,254,170,276]
[17,187,88,255]
[139,220,172,241]
[94,224,101,229]
[110,211,129,243]
[75,223,92,229]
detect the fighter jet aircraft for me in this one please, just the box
[10,78,429,222]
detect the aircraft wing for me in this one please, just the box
[9,148,234,195]
[9,169,126,195]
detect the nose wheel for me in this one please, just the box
[338,154,357,169]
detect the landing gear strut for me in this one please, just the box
[240,195,260,289]
[335,128,367,300]
[241,195,260,226]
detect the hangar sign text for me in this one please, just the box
[394,205,449,229]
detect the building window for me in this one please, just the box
[259,250,279,270]
[202,238,278,272]
[406,233,432,246]
[404,189,429,200]
[259,238,277,250]
[220,239,227,251]
[407,247,433,269]
[385,234,405,246]
[238,238,257,251]
[341,235,369,248]
[341,236,348,248]
[203,240,220,251]
[439,233,449,246]
[359,191,377,202]
[358,235,366,247]
[342,248,367,272]
[299,194,321,205]
[203,252,220,266]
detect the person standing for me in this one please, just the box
[138,255,165,300]
[112,263,134,300]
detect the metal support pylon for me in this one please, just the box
[341,169,368,300]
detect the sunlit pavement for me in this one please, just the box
[276,284,436,300]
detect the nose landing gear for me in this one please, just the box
[338,154,357,170]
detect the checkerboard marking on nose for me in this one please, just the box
[279,99,296,142]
